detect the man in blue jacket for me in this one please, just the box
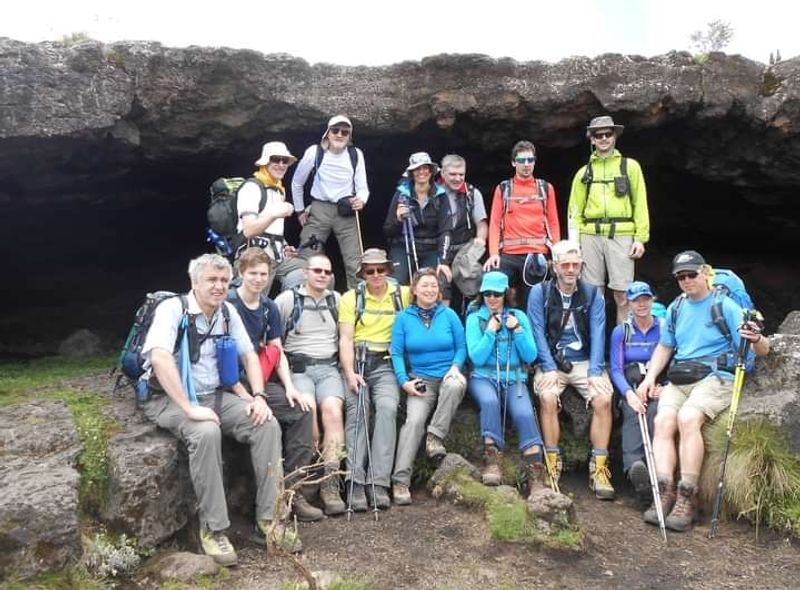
[527,240,615,500]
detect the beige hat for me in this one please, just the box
[405,152,440,176]
[254,141,297,166]
[586,115,624,138]
[357,248,393,276]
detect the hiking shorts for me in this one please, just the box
[291,363,345,404]
[658,377,733,420]
[580,234,634,291]
[533,361,611,406]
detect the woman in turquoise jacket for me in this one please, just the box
[466,271,546,498]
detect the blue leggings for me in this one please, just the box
[468,376,543,452]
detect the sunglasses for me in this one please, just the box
[592,131,614,139]
[269,156,291,165]
[558,261,581,270]
[308,267,333,276]
[363,267,388,276]
[675,271,699,282]
[329,127,351,137]
[514,156,536,164]
[482,290,504,298]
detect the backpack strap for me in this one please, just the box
[287,286,304,334]
[710,296,734,349]
[325,292,340,323]
[312,145,359,194]
[537,178,553,245]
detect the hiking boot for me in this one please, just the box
[253,519,303,553]
[392,482,412,506]
[320,472,346,516]
[628,460,651,505]
[481,444,503,486]
[425,433,446,460]
[199,525,238,567]
[522,455,548,499]
[544,451,563,490]
[293,493,324,522]
[643,479,676,526]
[665,481,700,532]
[366,485,391,510]
[589,455,616,500]
[346,483,368,512]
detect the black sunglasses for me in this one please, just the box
[675,271,699,282]
[482,290,504,298]
[269,156,291,165]
[308,267,333,276]
[363,267,388,276]
[592,131,614,139]
[329,127,351,137]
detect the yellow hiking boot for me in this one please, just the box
[199,525,238,567]
[544,451,563,491]
[589,455,615,500]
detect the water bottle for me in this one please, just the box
[207,228,233,256]
[216,335,240,388]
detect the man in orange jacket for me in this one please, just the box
[484,140,561,307]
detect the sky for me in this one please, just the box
[2,0,796,66]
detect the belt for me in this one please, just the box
[584,217,633,239]
[288,353,338,366]
[499,237,547,249]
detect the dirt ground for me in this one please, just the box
[206,475,799,590]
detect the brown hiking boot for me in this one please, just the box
[320,470,346,516]
[589,455,616,500]
[425,433,446,460]
[665,481,700,532]
[482,444,503,486]
[523,455,548,498]
[293,493,324,522]
[643,479,676,526]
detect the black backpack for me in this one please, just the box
[207,177,268,255]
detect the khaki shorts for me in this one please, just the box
[658,377,733,420]
[580,234,634,291]
[533,360,610,405]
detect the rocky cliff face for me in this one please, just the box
[1,38,798,351]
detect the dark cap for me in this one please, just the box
[672,250,706,275]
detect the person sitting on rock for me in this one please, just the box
[227,248,321,524]
[636,250,769,532]
[236,141,301,293]
[609,281,666,505]
[466,271,548,499]
[139,253,292,567]
[339,248,411,510]
[527,240,616,500]
[274,253,348,517]
[390,267,467,505]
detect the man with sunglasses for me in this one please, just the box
[527,240,615,500]
[338,248,411,510]
[291,116,369,289]
[274,254,348,516]
[636,250,769,532]
[485,140,560,307]
[568,115,650,325]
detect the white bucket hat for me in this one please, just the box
[254,141,297,166]
[405,152,440,176]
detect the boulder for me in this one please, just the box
[153,551,220,582]
[57,329,103,357]
[526,487,576,529]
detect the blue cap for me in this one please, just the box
[479,271,509,293]
[626,281,654,301]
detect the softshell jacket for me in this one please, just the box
[568,149,649,243]
[383,178,448,254]
[466,305,537,384]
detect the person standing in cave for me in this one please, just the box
[236,141,302,294]
[484,140,560,308]
[291,115,369,289]
[567,115,650,325]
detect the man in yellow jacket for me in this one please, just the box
[568,116,649,325]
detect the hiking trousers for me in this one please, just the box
[143,391,283,532]
[619,397,658,473]
[344,361,399,488]
[468,376,543,452]
[392,376,466,486]
[300,200,361,289]
[265,382,314,489]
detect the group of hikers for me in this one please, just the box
[133,114,770,566]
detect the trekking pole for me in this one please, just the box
[709,335,750,539]
[503,312,512,437]
[638,412,667,543]
[355,211,364,255]
[357,343,380,521]
[401,219,415,284]
[346,346,366,522]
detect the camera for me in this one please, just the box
[414,380,428,393]
[554,350,573,373]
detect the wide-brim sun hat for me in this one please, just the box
[586,115,624,138]
[479,271,509,294]
[626,281,655,301]
[254,141,297,166]
[405,152,440,176]
[357,248,393,276]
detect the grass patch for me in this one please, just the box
[0,567,110,590]
[280,577,372,590]
[701,416,800,537]
[0,355,115,404]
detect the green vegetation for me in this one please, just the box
[0,354,115,404]
[761,70,782,97]
[701,416,800,538]
[0,567,110,590]
[60,32,92,46]
[280,578,372,590]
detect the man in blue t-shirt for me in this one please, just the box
[637,250,769,533]
[229,247,321,526]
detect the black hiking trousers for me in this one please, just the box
[265,381,314,488]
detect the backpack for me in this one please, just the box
[207,177,268,256]
[285,287,339,334]
[498,178,553,249]
[580,156,629,194]
[355,278,404,325]
[670,267,756,371]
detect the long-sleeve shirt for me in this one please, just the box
[391,304,466,383]
[527,281,606,377]
[487,175,560,256]
[290,144,369,211]
[466,306,537,383]
[609,318,661,396]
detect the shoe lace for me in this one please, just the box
[212,531,233,553]
[595,463,612,487]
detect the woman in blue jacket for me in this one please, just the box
[466,271,546,498]
[390,268,467,505]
